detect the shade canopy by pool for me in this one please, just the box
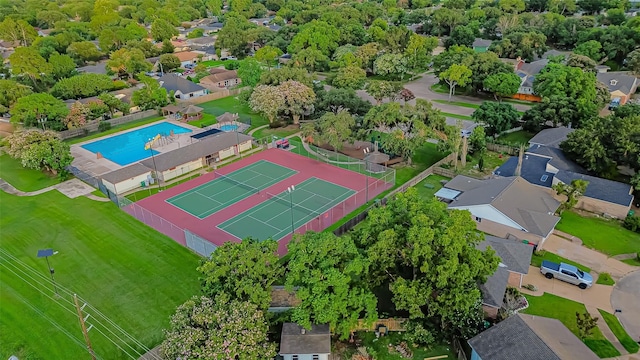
[434,188,461,200]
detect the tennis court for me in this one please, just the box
[166,160,297,219]
[218,177,356,241]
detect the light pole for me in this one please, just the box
[363,148,370,202]
[37,115,47,131]
[37,249,59,296]
[148,138,161,191]
[287,185,295,236]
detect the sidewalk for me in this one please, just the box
[585,305,628,356]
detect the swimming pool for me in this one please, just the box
[81,122,192,166]
[220,124,239,132]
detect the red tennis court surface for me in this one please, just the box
[123,148,393,255]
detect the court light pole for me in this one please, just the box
[363,148,370,202]
[148,138,161,191]
[37,249,59,296]
[287,185,295,236]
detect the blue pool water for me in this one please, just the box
[220,124,238,132]
[81,122,192,166]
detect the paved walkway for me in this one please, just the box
[585,305,629,355]
[247,124,268,136]
[0,178,95,199]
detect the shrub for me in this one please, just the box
[98,121,111,132]
[523,284,537,291]
[623,215,640,233]
[224,60,240,70]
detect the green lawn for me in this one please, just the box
[66,116,165,145]
[199,60,226,68]
[522,293,621,358]
[622,257,640,266]
[498,130,535,145]
[0,191,201,359]
[197,96,267,130]
[530,250,592,273]
[0,155,60,191]
[440,112,474,120]
[434,99,480,109]
[596,273,615,286]
[355,332,456,360]
[185,113,218,128]
[414,174,450,199]
[251,125,300,140]
[556,211,640,256]
[598,309,640,354]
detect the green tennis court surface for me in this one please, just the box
[218,177,356,241]
[166,160,297,219]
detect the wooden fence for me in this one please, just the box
[353,318,408,332]
[185,88,242,104]
[486,142,519,156]
[58,110,157,139]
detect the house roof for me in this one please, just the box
[77,61,109,75]
[217,112,238,123]
[158,74,206,94]
[527,145,585,173]
[472,38,492,48]
[208,68,228,74]
[478,235,533,275]
[528,127,575,148]
[447,176,561,237]
[140,132,252,171]
[183,105,203,114]
[280,323,331,355]
[479,266,509,308]
[468,314,599,360]
[518,59,548,76]
[596,72,639,94]
[200,70,239,84]
[101,163,151,184]
[555,171,633,206]
[173,51,200,62]
[188,36,215,45]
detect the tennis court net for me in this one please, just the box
[214,171,261,194]
[264,192,324,218]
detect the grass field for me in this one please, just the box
[598,309,640,353]
[440,112,473,120]
[596,272,615,286]
[622,257,640,266]
[530,250,591,273]
[0,155,60,192]
[66,116,165,145]
[353,332,456,359]
[251,125,300,139]
[522,293,620,358]
[556,211,640,256]
[197,96,267,130]
[498,130,535,145]
[0,191,201,359]
[415,174,450,199]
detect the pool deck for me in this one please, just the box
[70,118,203,177]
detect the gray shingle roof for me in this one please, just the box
[140,132,252,171]
[596,72,639,94]
[158,75,206,95]
[101,163,151,184]
[527,145,585,173]
[280,323,331,355]
[478,235,533,275]
[528,127,575,148]
[555,171,633,207]
[468,314,599,360]
[519,59,548,76]
[479,266,509,308]
[447,176,560,237]
[472,38,492,48]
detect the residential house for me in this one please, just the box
[187,36,215,47]
[77,61,110,76]
[174,51,202,67]
[495,127,634,218]
[442,176,561,246]
[158,74,208,100]
[513,58,548,102]
[199,69,241,90]
[596,71,639,105]
[280,323,331,360]
[468,313,599,360]
[477,235,533,318]
[472,38,492,53]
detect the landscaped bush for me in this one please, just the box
[98,121,111,132]
[623,215,640,233]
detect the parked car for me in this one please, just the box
[609,97,621,110]
[184,63,196,69]
[540,261,593,289]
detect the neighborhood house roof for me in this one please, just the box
[101,163,152,184]
[183,105,203,114]
[140,132,252,172]
[446,176,561,238]
[472,38,492,48]
[173,51,200,62]
[596,71,639,94]
[528,127,574,148]
[478,235,533,275]
[189,36,215,45]
[280,323,331,355]
[479,266,509,308]
[555,171,633,206]
[200,70,239,84]
[468,314,599,360]
[77,61,109,75]
[217,112,238,123]
[516,59,548,88]
[158,74,206,95]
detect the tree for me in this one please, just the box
[6,129,73,176]
[8,47,52,88]
[576,311,599,339]
[489,31,548,61]
[47,53,77,81]
[573,40,603,61]
[64,102,89,129]
[286,231,377,340]
[399,88,415,105]
[468,126,486,154]
[499,0,526,12]
[0,18,37,46]
[50,74,119,100]
[132,74,170,110]
[279,80,315,125]
[354,188,499,338]
[98,93,127,117]
[467,51,515,94]
[255,45,282,69]
[365,80,401,104]
[625,49,640,75]
[237,58,264,87]
[288,20,340,57]
[566,54,597,72]
[160,294,276,360]
[553,179,589,213]
[472,102,520,137]
[432,45,474,76]
[151,18,178,42]
[404,33,438,75]
[315,110,356,152]
[197,239,283,310]
[107,48,151,80]
[483,72,521,101]
[67,41,103,64]
[216,15,255,58]
[332,66,366,90]
[445,24,476,48]
[249,85,285,123]
[0,80,32,110]
[373,53,409,81]
[440,64,472,101]
[291,47,329,72]
[10,93,69,130]
[315,88,372,117]
[354,42,380,72]
[158,54,181,72]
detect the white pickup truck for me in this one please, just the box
[540,260,593,289]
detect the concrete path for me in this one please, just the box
[520,265,614,313]
[1,178,97,200]
[586,305,629,355]
[0,179,58,196]
[541,235,637,279]
[85,193,111,202]
[611,271,640,343]
[248,124,268,136]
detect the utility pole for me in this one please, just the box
[74,294,97,360]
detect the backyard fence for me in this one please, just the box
[122,202,187,246]
[487,142,519,156]
[58,110,157,140]
[353,318,408,332]
[185,230,218,257]
[185,88,242,104]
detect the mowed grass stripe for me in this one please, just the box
[0,191,201,359]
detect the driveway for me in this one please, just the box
[611,271,640,342]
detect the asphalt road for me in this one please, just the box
[611,270,640,342]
